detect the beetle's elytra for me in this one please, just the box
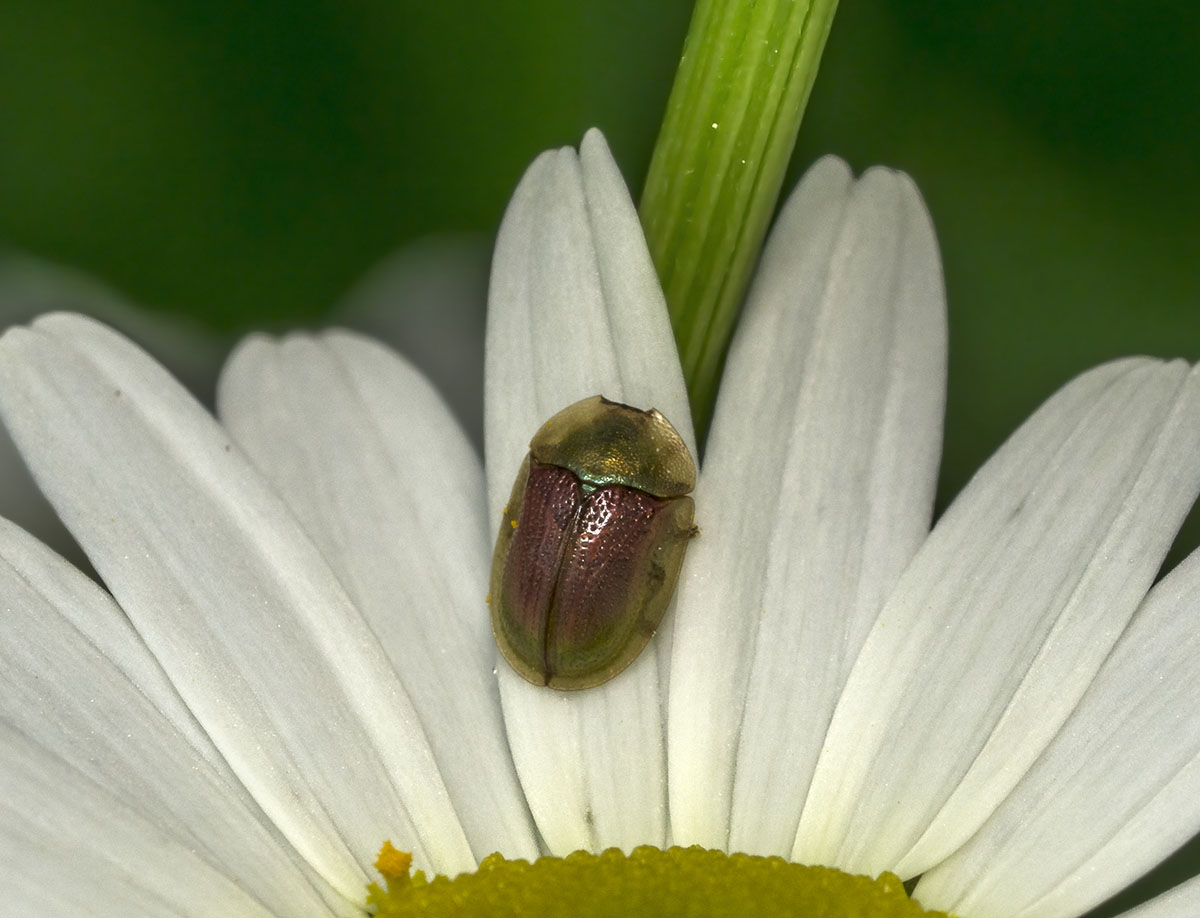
[489,395,697,690]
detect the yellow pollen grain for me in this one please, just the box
[374,841,412,884]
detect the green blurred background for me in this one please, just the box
[1,2,1197,911]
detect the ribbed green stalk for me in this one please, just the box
[640,0,839,439]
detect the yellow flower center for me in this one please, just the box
[368,842,953,916]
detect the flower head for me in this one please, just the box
[2,131,1200,917]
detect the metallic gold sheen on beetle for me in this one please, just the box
[489,395,698,690]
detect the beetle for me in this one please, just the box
[489,395,698,690]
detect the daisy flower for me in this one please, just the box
[2,129,1199,917]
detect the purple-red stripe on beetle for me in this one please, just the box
[489,395,699,690]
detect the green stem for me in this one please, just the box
[640,0,839,440]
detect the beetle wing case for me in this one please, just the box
[489,396,697,691]
[491,459,694,690]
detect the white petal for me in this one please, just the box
[0,725,280,918]
[0,253,218,561]
[1118,875,1200,918]
[485,128,695,496]
[483,129,692,853]
[914,547,1200,918]
[0,513,220,769]
[0,314,474,893]
[667,158,946,852]
[218,330,539,861]
[0,251,224,394]
[796,358,1200,877]
[0,517,350,916]
[331,235,490,447]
